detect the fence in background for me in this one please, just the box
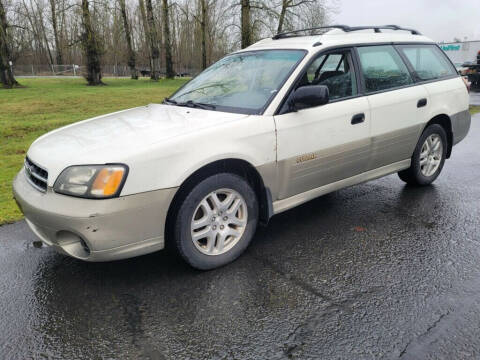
[12,64,199,77]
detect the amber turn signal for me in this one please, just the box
[91,168,126,196]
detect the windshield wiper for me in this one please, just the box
[163,98,216,110]
[176,100,216,110]
[163,97,177,105]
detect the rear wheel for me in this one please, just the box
[172,173,258,270]
[398,124,447,186]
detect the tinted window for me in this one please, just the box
[302,50,357,100]
[357,45,413,93]
[398,45,457,80]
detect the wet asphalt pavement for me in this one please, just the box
[1,116,480,360]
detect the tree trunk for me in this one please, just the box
[119,0,138,79]
[162,0,174,78]
[0,0,18,88]
[36,0,55,69]
[81,0,104,85]
[138,0,150,62]
[240,0,251,49]
[200,0,207,69]
[49,0,63,65]
[277,0,288,34]
[145,0,160,80]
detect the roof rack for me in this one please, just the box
[272,24,422,40]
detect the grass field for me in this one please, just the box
[0,79,479,225]
[0,77,188,224]
[470,105,480,115]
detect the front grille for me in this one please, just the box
[24,157,48,193]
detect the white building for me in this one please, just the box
[439,41,480,65]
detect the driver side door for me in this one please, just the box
[273,48,371,200]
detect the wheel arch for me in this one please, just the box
[164,158,273,246]
[422,114,453,158]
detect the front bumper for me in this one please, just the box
[13,168,177,262]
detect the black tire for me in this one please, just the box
[398,124,447,186]
[172,173,258,270]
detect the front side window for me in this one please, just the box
[357,45,413,93]
[398,44,457,81]
[301,50,357,100]
[170,50,306,114]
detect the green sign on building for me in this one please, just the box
[441,44,461,51]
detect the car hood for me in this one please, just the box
[27,104,248,186]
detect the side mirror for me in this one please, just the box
[291,85,329,111]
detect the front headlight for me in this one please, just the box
[54,164,128,199]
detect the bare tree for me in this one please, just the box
[199,0,206,69]
[36,0,54,67]
[240,0,251,48]
[49,0,63,64]
[138,0,150,65]
[21,0,54,68]
[119,0,137,79]
[162,0,174,78]
[0,0,18,88]
[283,0,328,33]
[277,0,317,33]
[81,0,104,85]
[177,0,208,70]
[3,0,334,78]
[144,0,160,80]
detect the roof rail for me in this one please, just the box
[272,25,350,39]
[346,25,422,35]
[272,24,421,40]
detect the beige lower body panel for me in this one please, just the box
[276,138,371,200]
[368,124,421,171]
[451,109,471,145]
[272,159,411,214]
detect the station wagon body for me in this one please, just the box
[13,26,471,269]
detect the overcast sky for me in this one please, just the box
[333,0,480,43]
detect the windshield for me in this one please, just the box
[169,50,306,114]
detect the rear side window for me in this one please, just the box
[357,45,413,93]
[398,44,457,81]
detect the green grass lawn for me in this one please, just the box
[470,105,480,116]
[0,77,188,225]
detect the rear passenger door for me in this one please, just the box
[396,44,466,137]
[356,45,429,170]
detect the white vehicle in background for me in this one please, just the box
[13,25,470,270]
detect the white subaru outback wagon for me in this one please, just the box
[13,25,471,270]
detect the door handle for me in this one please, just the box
[351,113,365,125]
[417,98,427,108]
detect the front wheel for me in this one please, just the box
[398,124,447,186]
[172,173,258,270]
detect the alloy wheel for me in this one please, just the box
[190,188,248,255]
[420,134,443,177]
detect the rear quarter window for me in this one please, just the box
[357,45,413,93]
[397,44,457,81]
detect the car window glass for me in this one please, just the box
[357,45,413,93]
[399,45,457,80]
[303,51,357,100]
[171,50,305,113]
